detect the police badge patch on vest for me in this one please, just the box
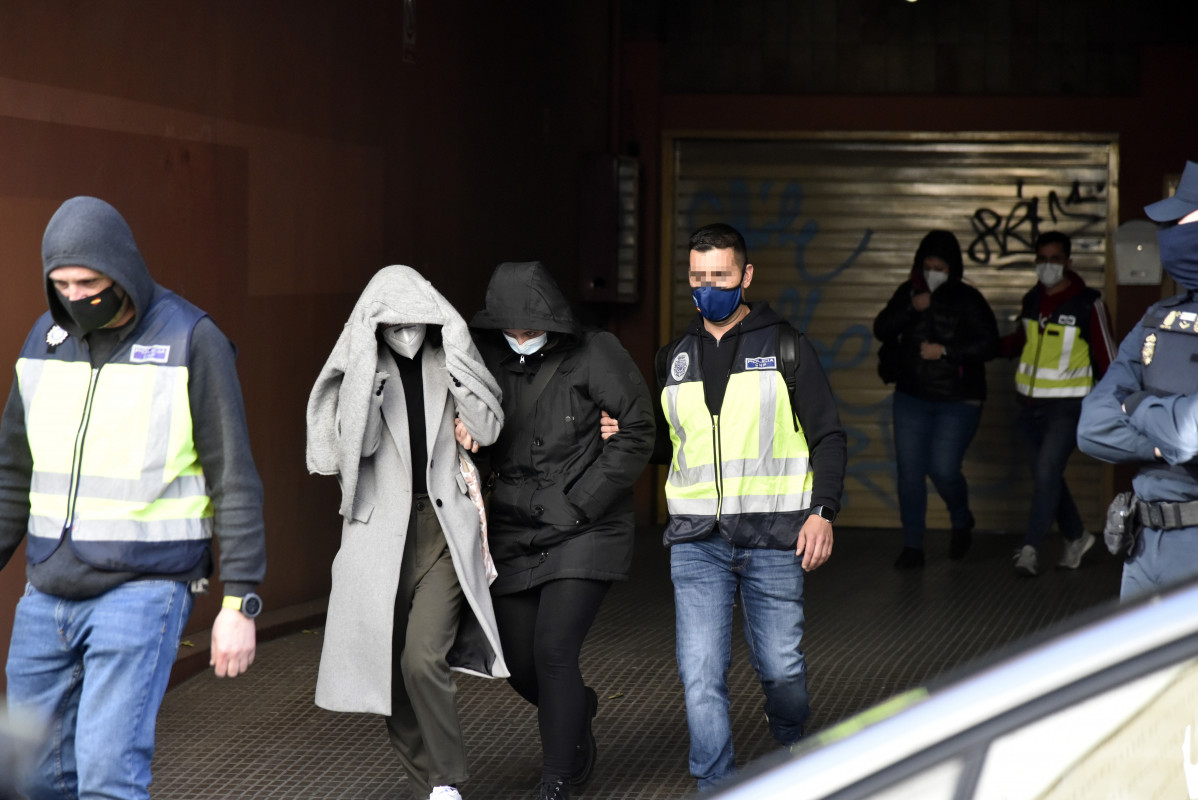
[670,352,690,381]
[744,356,777,370]
[130,344,171,364]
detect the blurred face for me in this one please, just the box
[688,247,753,290]
[49,266,114,302]
[922,256,950,274]
[501,329,546,345]
[1035,241,1071,269]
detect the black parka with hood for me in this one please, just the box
[471,262,655,595]
[873,230,999,402]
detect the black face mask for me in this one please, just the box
[66,284,126,333]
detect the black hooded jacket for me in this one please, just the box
[873,230,999,402]
[471,262,655,594]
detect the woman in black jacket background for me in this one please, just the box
[466,261,655,800]
[873,230,999,569]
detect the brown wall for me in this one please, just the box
[0,1,619,691]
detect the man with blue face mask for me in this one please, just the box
[654,223,846,791]
[1079,160,1198,599]
[1000,231,1115,577]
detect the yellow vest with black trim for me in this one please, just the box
[660,326,813,549]
[16,292,213,573]
[1015,288,1099,399]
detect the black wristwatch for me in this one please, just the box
[223,592,263,619]
[810,505,837,524]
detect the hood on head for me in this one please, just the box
[910,229,965,285]
[470,261,580,336]
[41,197,155,331]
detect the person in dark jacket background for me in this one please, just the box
[873,229,999,569]
[464,261,655,800]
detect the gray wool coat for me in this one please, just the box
[306,265,508,715]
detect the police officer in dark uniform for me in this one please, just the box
[1079,160,1198,599]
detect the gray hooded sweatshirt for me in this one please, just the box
[0,196,266,598]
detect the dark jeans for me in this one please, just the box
[1018,399,1085,548]
[893,390,981,548]
[492,578,609,779]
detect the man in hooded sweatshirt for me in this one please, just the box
[1079,160,1198,599]
[0,196,266,799]
[1000,231,1114,577]
[653,223,846,791]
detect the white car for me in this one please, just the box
[715,579,1198,800]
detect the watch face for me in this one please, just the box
[242,594,262,618]
[816,506,836,522]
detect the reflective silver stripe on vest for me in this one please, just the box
[28,515,212,543]
[664,383,717,485]
[667,493,808,516]
[30,472,209,502]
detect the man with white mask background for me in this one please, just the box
[1001,231,1115,577]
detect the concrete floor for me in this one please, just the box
[152,526,1122,799]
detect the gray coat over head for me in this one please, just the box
[306,265,508,715]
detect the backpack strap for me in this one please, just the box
[517,351,565,421]
[776,325,801,430]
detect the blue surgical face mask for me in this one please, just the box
[1158,220,1198,291]
[504,332,548,355]
[691,285,743,323]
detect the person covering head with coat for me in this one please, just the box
[468,261,655,800]
[1079,160,1198,599]
[873,229,999,569]
[307,265,508,800]
[0,196,267,799]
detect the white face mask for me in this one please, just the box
[1036,261,1065,288]
[924,269,949,293]
[504,332,547,356]
[383,324,426,359]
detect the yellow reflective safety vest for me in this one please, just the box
[16,293,213,573]
[660,326,813,549]
[1015,287,1100,399]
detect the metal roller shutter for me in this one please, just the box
[662,133,1118,533]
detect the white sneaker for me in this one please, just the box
[1013,545,1038,577]
[1057,531,1095,569]
[429,787,462,800]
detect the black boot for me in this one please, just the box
[893,547,925,569]
[538,777,569,800]
[948,527,973,560]
[570,687,598,785]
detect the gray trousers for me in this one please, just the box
[386,494,467,796]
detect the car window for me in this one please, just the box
[974,659,1198,799]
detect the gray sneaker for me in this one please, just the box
[1057,531,1095,569]
[1013,545,1038,577]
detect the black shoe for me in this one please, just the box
[949,527,973,560]
[893,547,925,569]
[569,687,598,785]
[538,777,569,800]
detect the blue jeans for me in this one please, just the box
[892,391,981,548]
[1018,399,1085,548]
[6,580,194,800]
[670,537,808,792]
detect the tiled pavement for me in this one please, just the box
[153,527,1122,799]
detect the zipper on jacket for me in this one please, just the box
[712,413,723,521]
[63,367,102,536]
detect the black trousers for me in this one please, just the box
[491,578,609,778]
